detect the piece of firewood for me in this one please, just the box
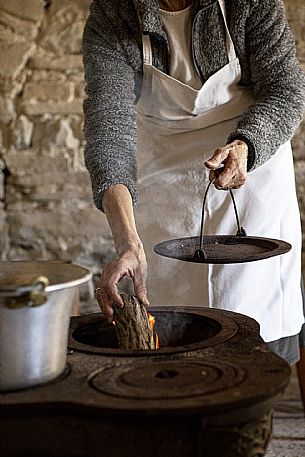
[114,294,155,350]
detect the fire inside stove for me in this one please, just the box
[147,312,159,349]
[69,309,238,356]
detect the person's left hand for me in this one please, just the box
[204,140,248,190]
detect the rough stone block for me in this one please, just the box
[0,42,35,79]
[13,115,34,149]
[74,81,85,100]
[6,170,92,202]
[7,204,112,260]
[4,149,71,177]
[0,79,23,99]
[22,81,82,115]
[0,0,45,22]
[23,81,73,103]
[292,120,305,161]
[0,161,5,200]
[70,115,84,143]
[40,21,84,55]
[0,203,7,259]
[286,0,305,71]
[47,0,91,16]
[39,0,90,55]
[29,70,67,82]
[0,97,15,124]
[0,124,13,152]
[295,160,305,193]
[29,51,83,71]
[28,206,111,239]
[0,9,41,41]
[31,117,80,150]
[23,99,82,115]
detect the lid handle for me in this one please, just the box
[195,181,247,260]
[0,276,49,308]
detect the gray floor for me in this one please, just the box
[266,367,305,456]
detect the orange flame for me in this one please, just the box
[147,312,159,350]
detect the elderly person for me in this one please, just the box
[82,0,305,365]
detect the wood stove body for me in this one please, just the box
[1,307,290,457]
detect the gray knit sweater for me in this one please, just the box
[82,0,305,211]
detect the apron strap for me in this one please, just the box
[218,0,237,62]
[142,1,236,67]
[142,34,153,66]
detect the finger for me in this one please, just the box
[204,147,230,169]
[134,283,150,307]
[106,281,124,308]
[103,266,126,308]
[98,288,114,322]
[132,262,149,306]
[209,169,220,181]
[214,164,237,188]
[215,176,246,190]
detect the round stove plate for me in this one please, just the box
[90,359,246,400]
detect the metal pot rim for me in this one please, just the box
[0,261,92,294]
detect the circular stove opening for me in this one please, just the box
[69,309,238,356]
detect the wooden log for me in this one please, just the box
[114,294,156,350]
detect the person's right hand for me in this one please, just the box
[95,242,149,322]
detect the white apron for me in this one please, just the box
[135,0,304,342]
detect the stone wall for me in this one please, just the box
[286,0,305,270]
[0,0,304,308]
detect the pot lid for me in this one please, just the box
[154,182,292,264]
[0,261,92,294]
[154,235,291,264]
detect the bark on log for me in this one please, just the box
[114,294,156,350]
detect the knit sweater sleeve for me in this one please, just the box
[228,0,305,171]
[82,0,139,211]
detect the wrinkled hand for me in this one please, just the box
[204,140,248,190]
[95,243,149,322]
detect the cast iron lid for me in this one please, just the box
[0,261,92,295]
[154,182,291,264]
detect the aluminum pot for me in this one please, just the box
[0,261,92,391]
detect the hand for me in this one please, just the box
[95,242,149,322]
[204,140,248,190]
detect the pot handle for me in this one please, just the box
[0,276,49,308]
[195,180,247,260]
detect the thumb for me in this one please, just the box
[134,280,150,307]
[204,147,228,169]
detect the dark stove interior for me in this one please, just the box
[69,310,235,355]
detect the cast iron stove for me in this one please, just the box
[1,307,290,457]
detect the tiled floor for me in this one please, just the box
[266,367,305,456]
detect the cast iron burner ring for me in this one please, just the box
[89,359,246,400]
